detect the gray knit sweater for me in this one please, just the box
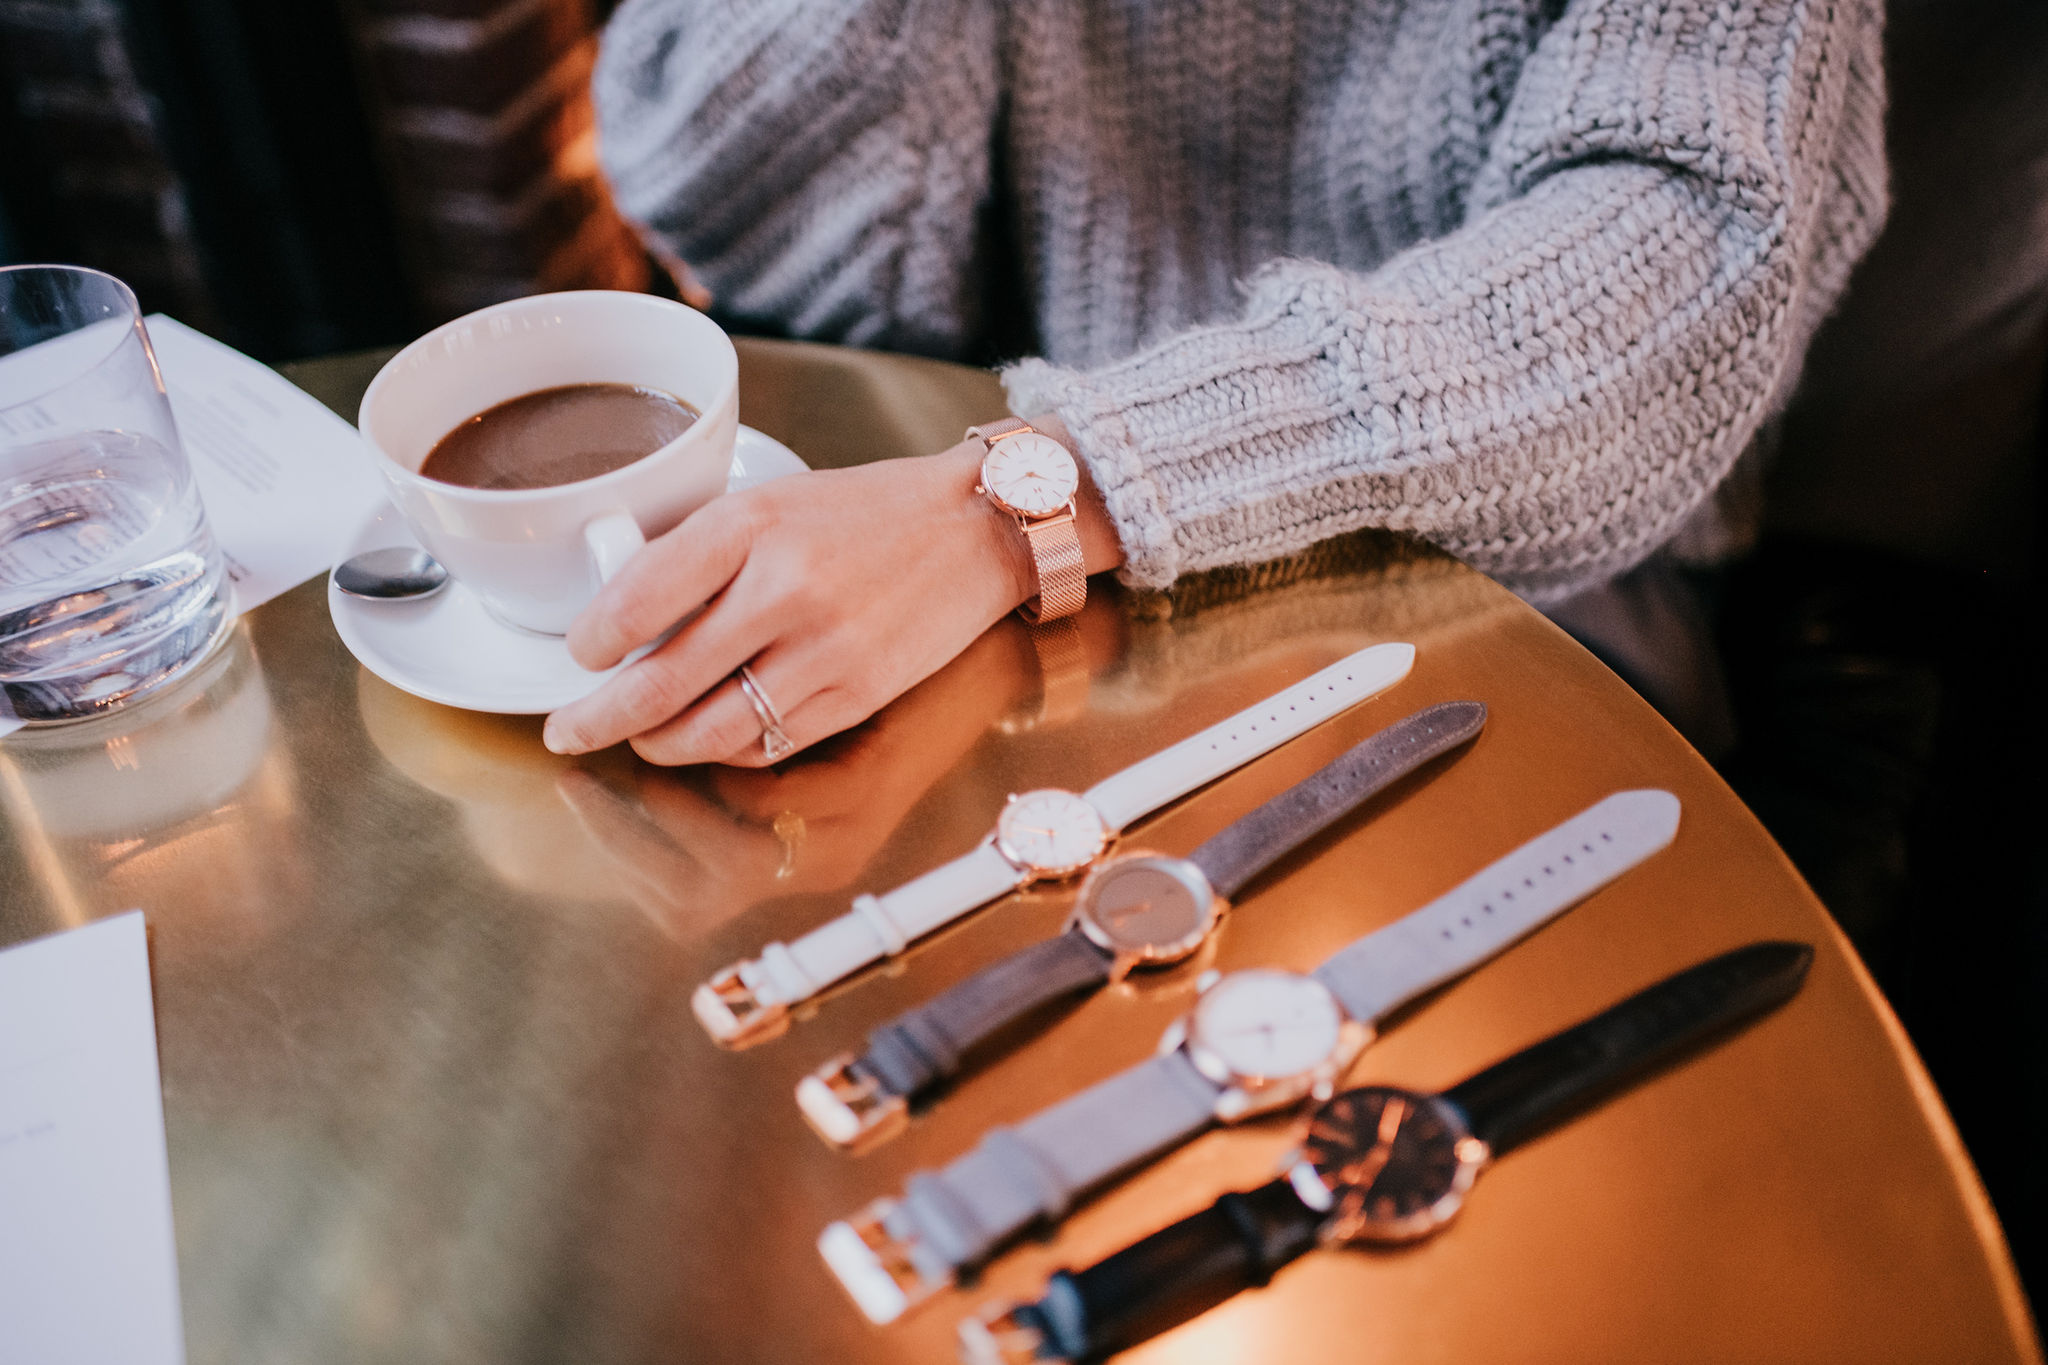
[593,0,1886,600]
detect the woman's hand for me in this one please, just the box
[541,419,1118,765]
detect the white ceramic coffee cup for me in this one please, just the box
[358,291,739,635]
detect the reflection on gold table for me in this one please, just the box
[0,338,2033,1365]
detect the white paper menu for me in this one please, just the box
[146,313,389,612]
[0,910,185,1364]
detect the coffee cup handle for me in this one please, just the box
[584,511,647,586]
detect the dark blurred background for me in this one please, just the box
[0,0,645,361]
[0,0,2039,1312]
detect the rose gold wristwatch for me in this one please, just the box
[969,418,1087,622]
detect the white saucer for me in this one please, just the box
[329,426,808,714]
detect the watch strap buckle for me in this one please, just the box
[818,1198,950,1324]
[691,961,789,1045]
[796,1053,908,1148]
[957,1301,1050,1365]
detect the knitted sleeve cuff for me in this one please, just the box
[1002,271,1346,591]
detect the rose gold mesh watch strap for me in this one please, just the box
[972,418,1088,623]
[1017,514,1087,621]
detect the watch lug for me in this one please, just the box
[1284,1157,1338,1212]
[1336,1019,1376,1071]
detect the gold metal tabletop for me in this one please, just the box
[0,338,2033,1365]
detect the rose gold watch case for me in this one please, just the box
[974,428,1080,519]
[1293,1091,1492,1246]
[1070,850,1226,977]
[989,787,1113,881]
[1161,970,1374,1122]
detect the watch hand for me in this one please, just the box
[1376,1096,1408,1145]
[1335,1097,1408,1191]
[1338,1143,1397,1194]
[1106,900,1155,930]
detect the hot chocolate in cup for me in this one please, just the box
[358,291,739,636]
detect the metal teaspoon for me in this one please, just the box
[333,547,451,600]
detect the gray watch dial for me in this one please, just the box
[1073,854,1219,962]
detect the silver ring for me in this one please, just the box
[737,665,797,762]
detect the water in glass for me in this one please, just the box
[0,266,228,721]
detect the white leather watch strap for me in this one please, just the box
[1316,789,1683,1024]
[691,842,1023,1043]
[756,842,1021,1005]
[1081,642,1415,830]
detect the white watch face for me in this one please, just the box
[1188,969,1344,1082]
[993,788,1109,877]
[981,432,1078,517]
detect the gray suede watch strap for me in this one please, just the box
[885,1050,1222,1276]
[1188,700,1487,900]
[857,930,1116,1100]
[1316,789,1683,1023]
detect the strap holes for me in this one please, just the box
[1542,865,1554,876]
[1524,877,1535,888]
[1562,854,1574,865]
[1482,903,1494,914]
[1601,831,1613,842]
[1440,929,1454,941]
[1461,917,1472,928]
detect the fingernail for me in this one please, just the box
[543,718,578,754]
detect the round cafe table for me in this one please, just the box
[0,338,2033,1365]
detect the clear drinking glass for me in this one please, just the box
[0,265,228,722]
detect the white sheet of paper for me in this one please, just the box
[145,313,388,613]
[0,910,186,1365]
[0,316,388,739]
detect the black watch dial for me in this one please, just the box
[1300,1086,1488,1244]
[1072,853,1220,963]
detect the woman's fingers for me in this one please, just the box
[625,652,821,766]
[621,645,881,768]
[566,489,761,671]
[627,673,766,766]
[544,591,774,754]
